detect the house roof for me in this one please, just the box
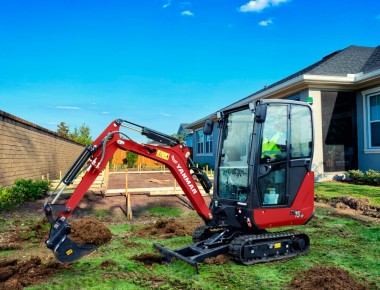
[178,123,193,135]
[186,44,380,129]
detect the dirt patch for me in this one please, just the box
[108,172,176,190]
[134,218,194,238]
[330,197,380,218]
[147,179,170,185]
[69,218,112,245]
[204,254,230,265]
[100,260,117,269]
[123,240,142,248]
[290,266,370,290]
[131,253,165,267]
[0,244,22,251]
[0,256,70,290]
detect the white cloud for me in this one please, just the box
[239,0,289,13]
[181,10,194,16]
[163,0,171,8]
[102,111,109,115]
[259,19,273,26]
[160,113,172,117]
[55,106,81,110]
[47,122,59,125]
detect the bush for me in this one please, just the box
[346,169,364,184]
[363,169,380,186]
[346,169,380,186]
[124,151,139,168]
[0,187,24,211]
[0,179,50,211]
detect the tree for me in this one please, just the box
[70,124,93,146]
[56,122,93,146]
[123,151,138,168]
[171,133,186,142]
[57,122,70,138]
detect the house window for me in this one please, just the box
[205,135,213,154]
[196,130,213,154]
[368,93,380,147]
[196,130,204,154]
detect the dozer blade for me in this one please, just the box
[153,242,229,273]
[45,216,97,263]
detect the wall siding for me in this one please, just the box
[0,111,85,187]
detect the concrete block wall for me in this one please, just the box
[0,110,85,187]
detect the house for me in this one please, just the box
[177,123,193,154]
[186,45,380,180]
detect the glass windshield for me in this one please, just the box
[218,109,253,201]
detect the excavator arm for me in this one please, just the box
[44,119,213,263]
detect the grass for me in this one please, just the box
[315,182,380,206]
[147,206,182,216]
[25,209,379,289]
[1,182,379,289]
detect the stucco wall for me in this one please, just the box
[0,110,85,187]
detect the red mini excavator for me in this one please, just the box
[44,99,314,272]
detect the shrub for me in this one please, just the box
[363,169,380,186]
[346,169,364,184]
[124,151,139,168]
[0,187,24,211]
[0,179,50,211]
[346,169,380,186]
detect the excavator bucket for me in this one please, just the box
[45,216,97,263]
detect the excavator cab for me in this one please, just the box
[209,99,314,230]
[156,100,314,270]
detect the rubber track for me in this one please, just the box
[228,230,307,265]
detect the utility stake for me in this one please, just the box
[125,168,132,220]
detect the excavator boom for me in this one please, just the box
[44,119,212,262]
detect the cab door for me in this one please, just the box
[257,102,313,207]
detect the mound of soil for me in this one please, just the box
[331,197,380,218]
[100,260,117,269]
[0,256,70,290]
[135,218,194,239]
[0,244,22,251]
[131,253,165,266]
[290,266,370,290]
[69,218,112,245]
[204,254,230,265]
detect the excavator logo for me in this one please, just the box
[171,155,178,164]
[172,155,198,194]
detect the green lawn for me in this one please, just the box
[23,208,379,290]
[1,182,379,289]
[315,181,380,206]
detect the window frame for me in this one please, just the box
[367,92,380,149]
[195,129,213,156]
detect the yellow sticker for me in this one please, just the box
[156,150,170,161]
[66,249,73,256]
[274,243,281,249]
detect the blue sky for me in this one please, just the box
[0,0,379,141]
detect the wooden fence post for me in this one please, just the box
[125,168,132,220]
